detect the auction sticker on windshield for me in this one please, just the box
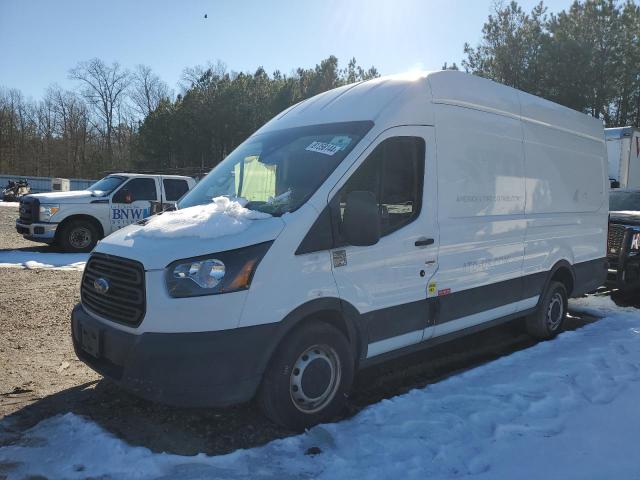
[305,141,342,156]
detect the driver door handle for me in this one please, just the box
[415,238,435,247]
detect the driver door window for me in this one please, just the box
[338,136,425,238]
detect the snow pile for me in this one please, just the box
[2,295,640,479]
[0,250,87,270]
[0,201,18,208]
[125,196,271,240]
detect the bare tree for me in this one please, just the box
[69,58,130,167]
[180,60,227,92]
[130,64,171,118]
[49,86,90,177]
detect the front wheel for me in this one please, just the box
[526,281,568,340]
[258,322,354,431]
[58,220,99,253]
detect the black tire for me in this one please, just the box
[526,281,568,340]
[58,219,99,253]
[258,322,354,431]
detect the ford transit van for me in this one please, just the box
[71,71,608,430]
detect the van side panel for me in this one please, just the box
[519,91,608,279]
[432,102,527,337]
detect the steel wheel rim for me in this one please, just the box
[546,292,564,330]
[290,344,341,414]
[69,227,92,249]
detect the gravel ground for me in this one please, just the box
[0,203,636,458]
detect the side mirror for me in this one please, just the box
[342,191,380,246]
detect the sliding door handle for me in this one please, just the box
[415,238,435,247]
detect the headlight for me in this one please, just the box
[165,241,273,298]
[173,259,226,289]
[631,232,640,252]
[39,204,60,222]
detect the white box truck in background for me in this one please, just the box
[606,126,640,189]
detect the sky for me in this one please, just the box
[1,0,574,100]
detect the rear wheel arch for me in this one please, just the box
[546,261,575,297]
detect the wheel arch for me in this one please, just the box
[260,298,366,377]
[56,214,105,240]
[544,260,575,298]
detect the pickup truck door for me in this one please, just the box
[109,177,159,233]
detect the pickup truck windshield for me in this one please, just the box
[610,191,640,211]
[88,176,125,196]
[178,121,374,215]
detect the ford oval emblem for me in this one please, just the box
[93,277,110,294]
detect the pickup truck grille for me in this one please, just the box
[18,197,39,224]
[608,223,626,257]
[81,253,146,326]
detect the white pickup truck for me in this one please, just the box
[16,173,196,252]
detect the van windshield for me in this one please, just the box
[178,121,373,215]
[88,176,125,196]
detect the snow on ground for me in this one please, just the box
[125,196,271,240]
[1,295,640,479]
[0,201,18,208]
[0,250,87,270]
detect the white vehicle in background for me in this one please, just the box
[16,173,196,252]
[606,126,640,189]
[71,71,608,430]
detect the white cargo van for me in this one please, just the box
[71,71,608,430]
[606,126,640,189]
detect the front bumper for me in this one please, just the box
[71,304,279,407]
[606,256,640,291]
[15,220,57,243]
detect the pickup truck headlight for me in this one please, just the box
[631,233,640,253]
[39,204,60,222]
[165,241,273,298]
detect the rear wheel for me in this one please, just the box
[58,219,99,253]
[526,281,568,340]
[258,322,354,431]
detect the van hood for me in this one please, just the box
[27,190,96,203]
[610,211,640,226]
[93,197,286,270]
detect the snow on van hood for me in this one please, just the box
[95,197,284,270]
[125,196,272,240]
[27,190,95,203]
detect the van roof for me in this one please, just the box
[257,70,604,142]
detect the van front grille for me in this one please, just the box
[81,253,146,326]
[608,224,626,257]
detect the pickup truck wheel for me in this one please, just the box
[526,281,568,340]
[258,322,354,431]
[58,220,99,253]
